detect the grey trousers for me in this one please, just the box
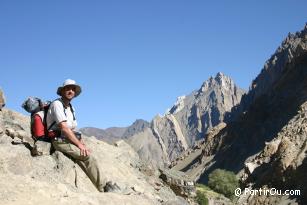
[52,140,106,191]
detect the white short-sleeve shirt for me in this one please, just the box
[46,99,77,131]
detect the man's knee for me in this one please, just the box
[84,154,97,163]
[76,153,97,162]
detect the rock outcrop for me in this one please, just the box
[239,101,307,205]
[159,169,196,198]
[0,107,193,205]
[0,88,5,111]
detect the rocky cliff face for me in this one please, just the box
[167,72,245,145]
[239,101,307,205]
[175,24,307,204]
[82,73,245,168]
[0,105,192,205]
[227,24,307,123]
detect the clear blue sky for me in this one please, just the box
[1,1,306,129]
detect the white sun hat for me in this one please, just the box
[57,79,82,97]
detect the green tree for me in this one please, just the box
[208,169,239,199]
[196,191,209,205]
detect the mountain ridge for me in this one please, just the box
[82,73,245,168]
[80,119,150,144]
[172,23,307,205]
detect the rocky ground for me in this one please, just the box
[0,107,194,205]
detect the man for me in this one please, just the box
[46,79,118,192]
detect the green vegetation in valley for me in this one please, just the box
[208,169,239,199]
[196,184,209,205]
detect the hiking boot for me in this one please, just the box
[104,181,121,193]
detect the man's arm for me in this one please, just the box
[58,121,90,156]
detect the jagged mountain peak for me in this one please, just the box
[199,72,236,94]
[166,72,245,124]
[167,95,186,115]
[279,23,307,50]
[215,71,229,83]
[168,72,240,115]
[149,72,245,164]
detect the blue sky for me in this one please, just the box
[1,1,306,129]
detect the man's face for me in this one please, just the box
[62,85,76,100]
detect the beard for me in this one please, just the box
[63,91,75,101]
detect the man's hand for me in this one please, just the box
[78,143,91,156]
[59,121,91,156]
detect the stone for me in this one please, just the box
[0,88,5,111]
[32,140,53,156]
[159,169,196,198]
[132,185,145,194]
[5,127,32,143]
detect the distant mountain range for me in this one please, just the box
[80,119,150,144]
[81,72,245,167]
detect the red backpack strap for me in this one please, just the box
[32,114,45,138]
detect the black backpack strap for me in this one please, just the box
[57,98,76,120]
[30,113,34,136]
[69,103,76,121]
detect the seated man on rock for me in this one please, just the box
[46,79,120,192]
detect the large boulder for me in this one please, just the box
[159,169,196,198]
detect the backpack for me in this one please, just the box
[22,97,77,141]
[22,97,52,142]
